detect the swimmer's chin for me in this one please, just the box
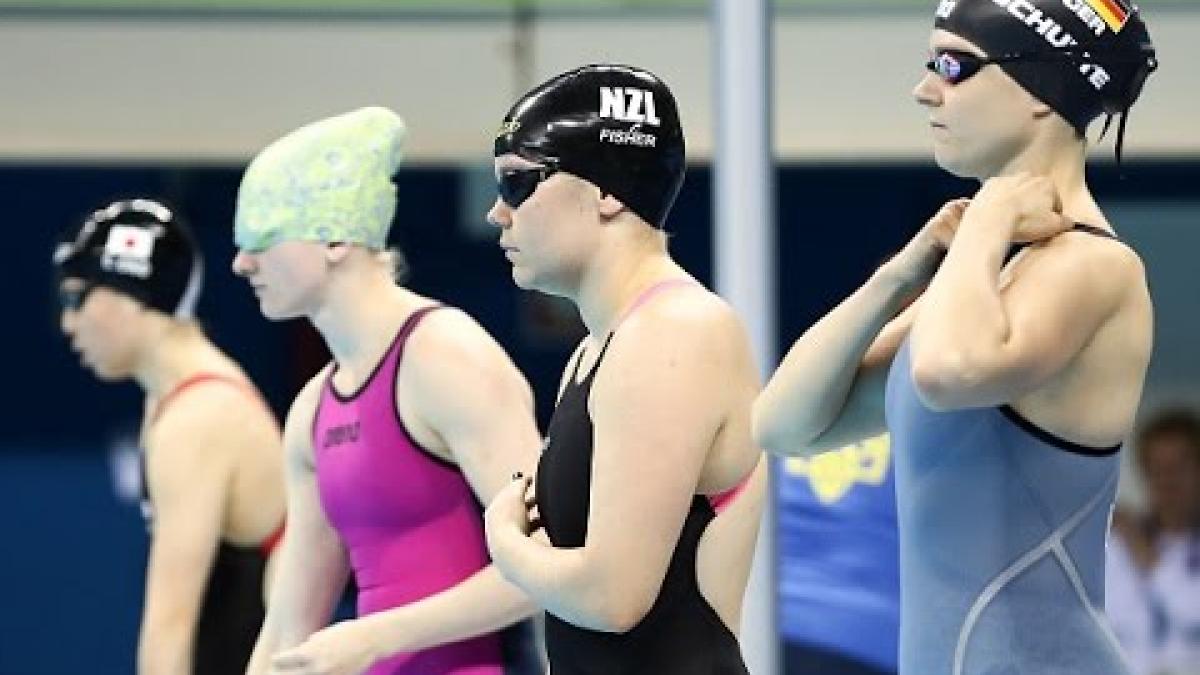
[254,298,306,322]
[87,361,132,382]
[508,264,570,298]
[509,268,537,291]
[931,149,984,181]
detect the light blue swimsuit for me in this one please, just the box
[885,244,1131,675]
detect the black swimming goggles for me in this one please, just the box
[925,49,1044,85]
[58,280,97,312]
[924,48,1125,85]
[496,162,559,209]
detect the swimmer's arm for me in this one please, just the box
[698,458,768,631]
[754,265,917,457]
[247,374,349,675]
[910,218,1134,410]
[322,567,536,662]
[138,392,238,675]
[489,310,732,632]
[404,309,542,501]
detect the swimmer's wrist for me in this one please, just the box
[957,204,1016,239]
[490,520,534,583]
[486,519,515,562]
[872,259,928,299]
[359,611,409,660]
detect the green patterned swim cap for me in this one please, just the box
[234,106,407,252]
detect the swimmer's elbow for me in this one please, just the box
[755,428,820,458]
[574,567,655,633]
[593,591,654,634]
[752,400,819,457]
[910,350,990,411]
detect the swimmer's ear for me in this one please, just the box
[598,192,626,220]
[1030,98,1054,121]
[325,242,351,264]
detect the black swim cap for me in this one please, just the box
[933,0,1156,161]
[494,64,686,228]
[53,199,204,319]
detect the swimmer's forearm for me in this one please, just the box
[248,531,350,674]
[755,265,911,454]
[138,544,206,675]
[359,564,537,658]
[244,628,278,675]
[137,619,193,675]
[490,523,619,632]
[245,576,345,675]
[245,603,312,675]
[909,213,1012,407]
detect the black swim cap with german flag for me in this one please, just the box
[934,0,1156,159]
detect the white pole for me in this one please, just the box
[713,1,778,674]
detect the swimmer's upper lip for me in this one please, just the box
[499,243,519,252]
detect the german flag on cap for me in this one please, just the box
[1085,0,1131,33]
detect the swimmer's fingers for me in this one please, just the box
[530,526,552,547]
[487,473,534,534]
[527,503,542,533]
[1012,210,1074,243]
[523,476,537,507]
[927,198,971,249]
[270,649,312,673]
[521,471,542,532]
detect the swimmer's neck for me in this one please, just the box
[573,243,684,342]
[133,321,227,401]
[309,274,425,378]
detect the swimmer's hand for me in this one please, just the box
[269,617,385,675]
[885,198,970,290]
[523,474,544,534]
[924,197,972,249]
[485,473,536,538]
[965,173,1073,243]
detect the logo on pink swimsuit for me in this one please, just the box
[323,420,361,449]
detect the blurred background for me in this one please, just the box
[1,1,1197,673]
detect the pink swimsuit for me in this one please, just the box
[313,307,504,674]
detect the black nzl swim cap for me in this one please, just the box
[495,64,686,228]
